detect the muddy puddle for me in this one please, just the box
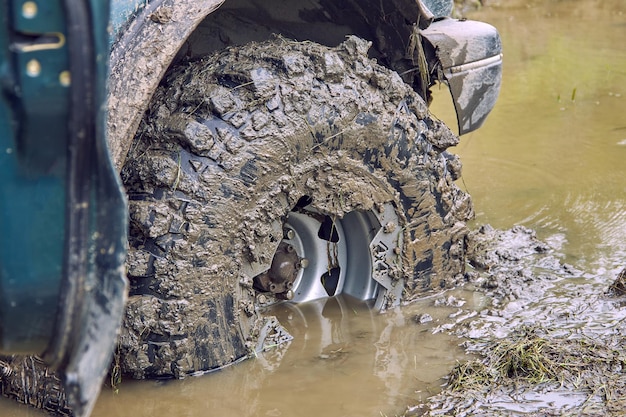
[95,296,472,417]
[3,0,626,416]
[423,0,626,414]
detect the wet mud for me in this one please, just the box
[4,225,625,417]
[3,0,625,414]
[413,0,626,412]
[414,226,626,416]
[1,31,472,416]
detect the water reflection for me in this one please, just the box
[85,296,464,417]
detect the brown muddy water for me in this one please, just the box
[3,0,626,416]
[442,0,626,278]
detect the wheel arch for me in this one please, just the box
[107,0,433,170]
[107,0,226,170]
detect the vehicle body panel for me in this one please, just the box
[421,18,503,134]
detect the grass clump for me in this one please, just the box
[489,327,562,384]
[447,325,626,393]
[419,325,626,416]
[447,326,566,391]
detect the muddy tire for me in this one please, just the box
[119,36,473,379]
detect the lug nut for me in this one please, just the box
[383,222,396,233]
[283,228,295,240]
[299,258,309,268]
[284,290,294,300]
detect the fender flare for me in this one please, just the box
[107,0,225,169]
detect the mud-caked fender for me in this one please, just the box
[107,0,225,169]
[108,0,501,168]
[107,0,439,170]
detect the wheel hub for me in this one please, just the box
[252,201,404,310]
[253,242,303,299]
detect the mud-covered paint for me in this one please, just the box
[421,18,502,134]
[109,0,150,43]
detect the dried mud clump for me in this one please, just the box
[119,36,472,378]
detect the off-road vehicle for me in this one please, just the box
[0,0,501,415]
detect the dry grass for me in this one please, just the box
[448,326,626,389]
[435,325,626,415]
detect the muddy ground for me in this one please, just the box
[407,226,626,416]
